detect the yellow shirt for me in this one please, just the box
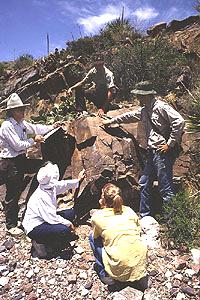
[91,206,147,282]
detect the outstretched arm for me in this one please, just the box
[55,170,85,195]
[67,79,86,96]
[102,109,142,126]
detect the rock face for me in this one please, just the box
[38,107,194,220]
[0,57,85,102]
[147,22,167,36]
[111,286,143,300]
[141,217,161,249]
[147,15,200,59]
[166,16,200,32]
[40,108,144,219]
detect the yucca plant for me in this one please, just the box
[194,0,200,12]
[187,85,200,132]
[101,17,140,43]
[14,53,34,70]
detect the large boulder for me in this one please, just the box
[147,22,167,37]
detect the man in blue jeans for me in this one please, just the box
[102,81,185,218]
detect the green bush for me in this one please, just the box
[105,36,187,99]
[0,63,5,77]
[187,83,200,132]
[14,53,34,70]
[100,18,141,47]
[31,96,78,124]
[163,191,200,248]
[194,0,200,12]
[67,36,98,58]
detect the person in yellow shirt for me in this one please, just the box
[90,183,148,286]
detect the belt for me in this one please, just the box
[2,154,26,160]
[147,148,157,154]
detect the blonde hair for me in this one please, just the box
[101,183,123,214]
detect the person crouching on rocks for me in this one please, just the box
[22,162,85,259]
[89,183,148,287]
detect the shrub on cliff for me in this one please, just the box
[0,63,5,77]
[105,36,187,99]
[187,82,200,132]
[14,53,34,70]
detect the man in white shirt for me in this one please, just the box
[0,93,57,236]
[67,53,116,116]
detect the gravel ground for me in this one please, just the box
[0,184,199,300]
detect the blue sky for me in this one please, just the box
[0,0,197,61]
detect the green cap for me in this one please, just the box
[131,81,157,95]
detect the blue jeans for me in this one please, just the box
[89,234,106,278]
[28,208,76,249]
[139,150,176,217]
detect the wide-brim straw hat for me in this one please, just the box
[1,93,30,111]
[131,81,157,95]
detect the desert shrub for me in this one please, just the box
[187,82,200,132]
[163,191,200,248]
[14,53,34,70]
[0,63,5,77]
[187,140,200,191]
[31,96,78,124]
[66,18,141,59]
[194,0,200,12]
[66,36,98,58]
[105,36,187,99]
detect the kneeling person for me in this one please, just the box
[22,162,85,258]
[67,54,116,116]
[90,183,148,286]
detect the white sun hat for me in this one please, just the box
[37,162,60,189]
[2,93,30,111]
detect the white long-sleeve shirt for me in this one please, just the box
[0,117,54,158]
[22,179,80,234]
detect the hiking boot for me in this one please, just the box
[93,264,115,286]
[100,276,115,285]
[31,240,47,258]
[138,275,149,291]
[7,227,24,237]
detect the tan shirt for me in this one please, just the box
[83,66,115,89]
[110,98,185,149]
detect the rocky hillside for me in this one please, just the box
[147,15,200,61]
[0,14,199,300]
[0,15,199,107]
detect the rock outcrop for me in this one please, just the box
[37,108,193,220]
[147,15,200,59]
[0,57,85,103]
